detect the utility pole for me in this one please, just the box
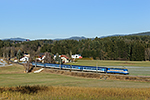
[35,59,37,67]
[70,65,72,72]
[60,58,61,69]
[3,52,5,60]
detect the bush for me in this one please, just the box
[77,57,93,60]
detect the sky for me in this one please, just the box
[0,0,150,40]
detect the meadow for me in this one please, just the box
[0,60,150,99]
[69,59,150,67]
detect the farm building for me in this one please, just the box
[20,56,29,62]
[60,55,70,63]
[72,54,82,59]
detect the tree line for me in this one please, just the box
[1,35,150,61]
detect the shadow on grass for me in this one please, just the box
[0,85,49,94]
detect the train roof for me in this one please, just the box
[70,64,107,68]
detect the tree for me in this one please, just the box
[43,52,54,63]
[55,53,62,64]
[130,42,145,61]
[10,46,16,58]
[17,49,23,60]
[145,48,150,61]
[2,47,6,59]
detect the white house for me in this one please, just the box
[20,56,29,62]
[60,55,70,63]
[53,55,61,59]
[53,55,69,63]
[71,54,82,59]
[36,56,45,61]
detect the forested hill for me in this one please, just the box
[2,38,30,41]
[54,36,86,41]
[1,35,150,61]
[1,31,150,41]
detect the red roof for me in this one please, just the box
[60,55,69,59]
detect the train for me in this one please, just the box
[32,62,129,75]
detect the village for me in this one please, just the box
[16,53,82,64]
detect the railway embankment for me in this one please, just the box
[32,67,150,82]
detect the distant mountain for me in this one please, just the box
[99,31,150,38]
[2,38,30,41]
[2,31,150,41]
[129,31,150,36]
[54,36,87,41]
[99,34,126,38]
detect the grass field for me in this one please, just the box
[0,60,150,99]
[1,72,150,88]
[69,60,150,67]
[0,61,149,88]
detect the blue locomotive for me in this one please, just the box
[32,62,129,75]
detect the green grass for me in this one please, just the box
[69,60,150,67]
[0,61,149,88]
[0,62,150,99]
[0,64,24,73]
[0,72,150,88]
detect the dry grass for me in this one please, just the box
[43,68,150,82]
[0,64,24,74]
[0,86,149,100]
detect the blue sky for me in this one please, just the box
[0,0,150,40]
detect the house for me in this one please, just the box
[36,53,45,61]
[53,55,70,63]
[72,54,82,59]
[36,56,45,61]
[60,55,70,63]
[20,56,29,62]
[53,55,61,59]
[24,53,30,57]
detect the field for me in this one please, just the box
[0,60,150,99]
[71,60,150,67]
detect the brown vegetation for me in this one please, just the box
[0,85,149,100]
[41,68,150,82]
[122,62,135,65]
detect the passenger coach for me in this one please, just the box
[32,62,129,75]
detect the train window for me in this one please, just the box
[123,69,128,71]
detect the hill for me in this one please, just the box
[1,31,150,41]
[2,38,30,41]
[54,36,87,41]
[129,31,150,36]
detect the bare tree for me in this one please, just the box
[2,47,6,59]
[5,47,11,64]
[10,46,16,58]
[23,49,35,73]
[70,50,72,58]
[43,52,52,63]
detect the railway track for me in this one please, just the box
[34,65,150,82]
[6,59,150,82]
